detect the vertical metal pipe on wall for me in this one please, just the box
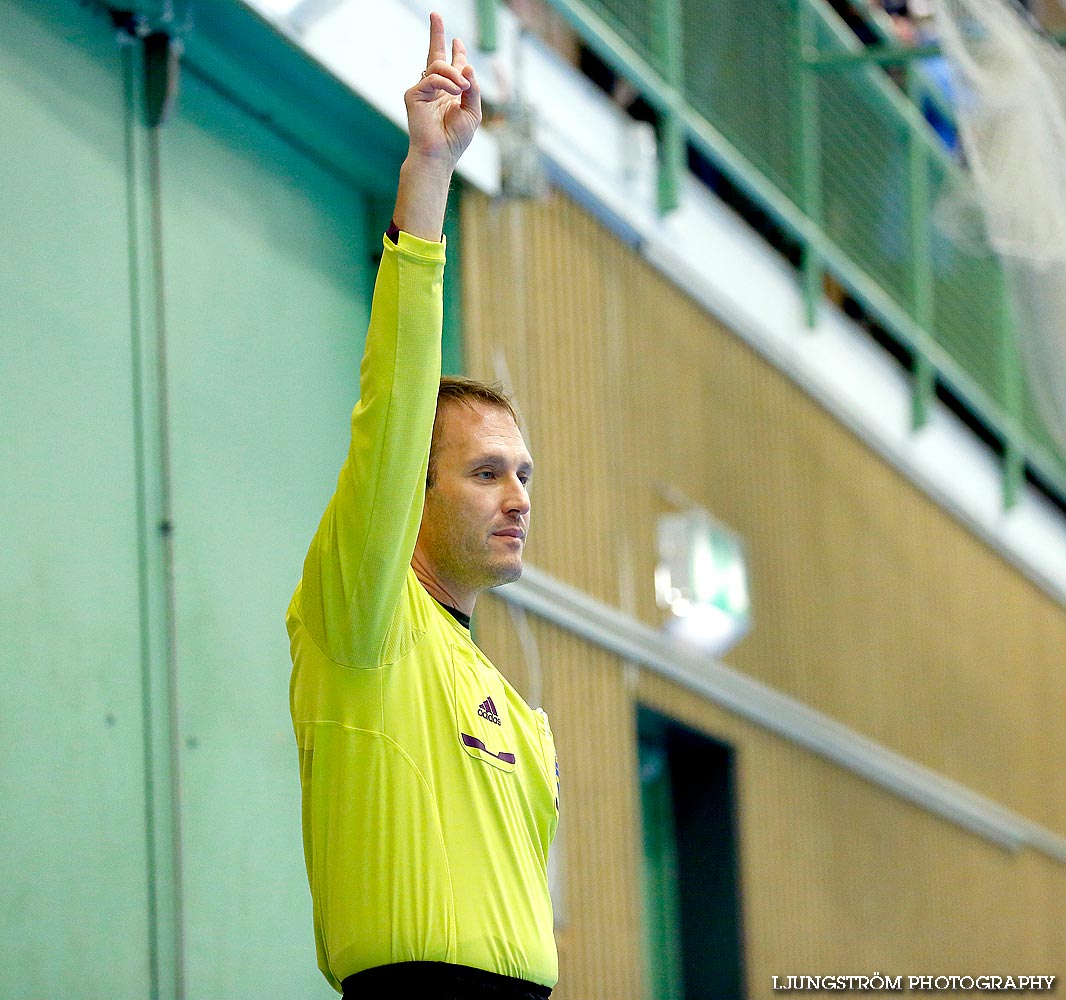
[123,35,186,1000]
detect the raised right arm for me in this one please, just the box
[293,14,481,666]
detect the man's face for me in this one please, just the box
[415,400,533,600]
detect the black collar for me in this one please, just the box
[440,603,471,630]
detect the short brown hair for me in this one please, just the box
[427,376,520,487]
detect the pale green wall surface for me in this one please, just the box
[159,68,370,999]
[0,1,420,995]
[0,3,153,996]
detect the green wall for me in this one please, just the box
[0,3,152,994]
[0,2,438,995]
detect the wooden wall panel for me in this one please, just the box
[461,187,1066,993]
[474,598,646,1000]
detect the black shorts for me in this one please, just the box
[341,962,552,1000]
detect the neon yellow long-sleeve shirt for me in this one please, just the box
[286,231,559,993]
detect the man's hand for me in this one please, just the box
[392,12,482,241]
[406,11,481,168]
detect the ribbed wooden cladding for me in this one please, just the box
[460,188,1066,995]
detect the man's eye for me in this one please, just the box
[477,470,495,480]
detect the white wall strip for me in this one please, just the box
[500,564,1066,864]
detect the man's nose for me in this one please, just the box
[504,476,531,516]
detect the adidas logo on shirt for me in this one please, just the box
[477,697,502,726]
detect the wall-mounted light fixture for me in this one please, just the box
[655,509,750,657]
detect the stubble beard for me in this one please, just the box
[477,542,523,590]
[490,555,523,587]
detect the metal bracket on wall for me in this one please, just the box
[143,31,182,127]
[108,2,191,126]
[106,0,193,35]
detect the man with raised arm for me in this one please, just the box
[286,14,559,999]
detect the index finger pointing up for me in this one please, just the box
[427,11,447,67]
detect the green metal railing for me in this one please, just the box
[479,0,1066,511]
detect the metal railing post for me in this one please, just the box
[655,0,684,214]
[476,0,498,53]
[906,65,936,431]
[794,0,823,328]
[999,269,1025,510]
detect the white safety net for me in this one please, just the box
[934,0,1066,455]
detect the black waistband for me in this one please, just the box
[341,962,552,1000]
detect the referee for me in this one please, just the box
[286,13,559,999]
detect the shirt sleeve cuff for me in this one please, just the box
[383,228,447,261]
